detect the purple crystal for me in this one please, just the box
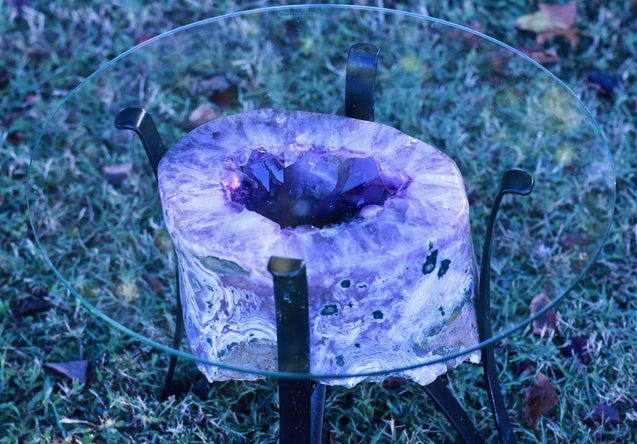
[242,148,284,193]
[339,157,390,207]
[228,147,393,228]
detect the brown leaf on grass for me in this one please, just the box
[580,403,621,426]
[519,47,560,64]
[382,376,408,389]
[25,92,39,106]
[43,360,89,383]
[8,131,25,145]
[200,73,238,108]
[13,299,52,317]
[513,359,533,376]
[524,372,559,430]
[0,70,11,90]
[560,232,594,248]
[464,20,486,35]
[530,292,560,337]
[12,287,52,317]
[102,162,133,186]
[143,274,165,296]
[136,34,158,45]
[586,71,621,97]
[514,1,579,47]
[560,335,590,365]
[188,103,219,129]
[450,20,487,46]
[153,229,173,252]
[487,49,516,76]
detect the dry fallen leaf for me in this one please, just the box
[519,47,560,64]
[25,91,39,106]
[143,274,165,296]
[43,360,89,383]
[560,335,590,365]
[561,232,595,248]
[153,229,173,252]
[530,292,560,337]
[514,1,579,47]
[189,103,219,129]
[524,372,559,430]
[450,20,487,46]
[201,73,238,108]
[513,359,533,376]
[580,403,621,426]
[11,286,51,317]
[136,34,158,45]
[0,69,11,90]
[13,299,52,317]
[382,376,408,389]
[586,71,621,97]
[8,131,26,145]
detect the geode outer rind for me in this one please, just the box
[158,109,480,387]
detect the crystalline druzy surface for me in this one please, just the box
[158,109,479,387]
[230,147,393,228]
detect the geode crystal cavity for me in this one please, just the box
[158,109,480,387]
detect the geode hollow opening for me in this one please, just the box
[158,109,480,387]
[229,148,395,228]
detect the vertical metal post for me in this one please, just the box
[345,43,380,121]
[311,382,327,443]
[161,262,183,399]
[268,256,313,444]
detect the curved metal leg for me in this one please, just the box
[115,108,182,399]
[477,169,534,444]
[115,107,166,177]
[423,377,483,443]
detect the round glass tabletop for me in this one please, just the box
[27,5,614,384]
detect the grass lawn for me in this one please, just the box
[2,1,636,442]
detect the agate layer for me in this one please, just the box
[157,109,480,387]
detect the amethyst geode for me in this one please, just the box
[158,109,479,387]
[230,147,396,228]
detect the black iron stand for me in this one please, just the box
[343,43,534,444]
[115,109,184,400]
[421,169,533,444]
[476,169,534,443]
[115,42,535,444]
[268,257,325,444]
[265,167,533,444]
